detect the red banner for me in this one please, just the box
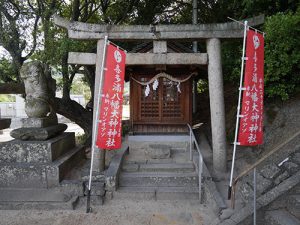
[96,43,126,150]
[238,29,264,146]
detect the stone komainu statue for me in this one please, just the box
[20,61,56,118]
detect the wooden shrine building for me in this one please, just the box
[128,41,200,134]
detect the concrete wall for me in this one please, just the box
[0,102,16,118]
[1,94,86,118]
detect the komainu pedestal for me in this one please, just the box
[0,61,86,209]
[0,133,84,188]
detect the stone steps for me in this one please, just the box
[119,171,198,187]
[54,145,86,184]
[117,159,199,200]
[122,162,195,173]
[265,210,300,225]
[0,188,79,210]
[114,186,199,200]
[125,150,191,164]
[116,138,199,201]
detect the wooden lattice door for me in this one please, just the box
[161,78,183,120]
[135,76,189,123]
[140,77,160,121]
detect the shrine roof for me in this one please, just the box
[130,41,194,53]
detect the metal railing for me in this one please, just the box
[187,124,203,202]
[230,129,300,224]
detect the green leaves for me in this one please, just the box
[264,8,300,100]
[0,58,17,83]
[222,6,300,101]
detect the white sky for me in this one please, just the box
[0,46,10,59]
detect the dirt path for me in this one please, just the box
[0,199,217,225]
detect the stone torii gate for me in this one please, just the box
[54,15,264,174]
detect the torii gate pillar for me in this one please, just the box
[207,38,227,173]
[92,39,106,172]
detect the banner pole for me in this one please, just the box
[86,36,108,213]
[228,21,248,200]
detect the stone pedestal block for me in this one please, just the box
[10,123,67,141]
[0,132,75,163]
[0,133,85,188]
[20,117,58,128]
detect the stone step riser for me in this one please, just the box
[113,191,199,200]
[119,175,198,187]
[124,157,191,164]
[128,135,189,153]
[114,186,199,201]
[138,167,195,173]
[122,163,195,173]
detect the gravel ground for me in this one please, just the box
[0,199,217,225]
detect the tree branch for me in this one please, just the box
[115,0,139,24]
[69,65,80,84]
[85,4,102,22]
[0,82,24,94]
[51,97,92,136]
[72,0,80,21]
[0,4,14,22]
[24,14,40,59]
[7,0,21,19]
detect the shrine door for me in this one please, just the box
[131,75,192,133]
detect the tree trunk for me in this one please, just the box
[61,51,71,99]
[72,0,81,21]
[0,83,24,94]
[51,97,92,144]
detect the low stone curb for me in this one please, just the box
[194,132,227,213]
[104,144,129,193]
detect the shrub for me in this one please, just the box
[264,8,300,100]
